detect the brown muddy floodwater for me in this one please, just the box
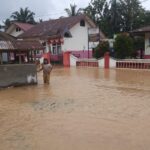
[0,67,150,150]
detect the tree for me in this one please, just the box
[93,41,109,58]
[11,7,36,24]
[119,0,144,32]
[3,18,11,31]
[65,4,83,16]
[84,0,117,37]
[109,0,122,35]
[114,34,134,59]
[85,0,150,37]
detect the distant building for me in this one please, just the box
[0,31,43,64]
[19,15,106,62]
[131,26,150,59]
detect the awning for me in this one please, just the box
[48,38,64,44]
[0,40,44,51]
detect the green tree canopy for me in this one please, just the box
[93,41,110,58]
[114,34,134,59]
[3,18,11,31]
[65,4,83,16]
[11,7,36,24]
[84,0,150,37]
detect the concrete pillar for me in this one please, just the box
[104,52,110,69]
[63,51,71,67]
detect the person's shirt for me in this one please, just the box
[42,64,52,74]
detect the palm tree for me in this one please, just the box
[65,4,83,16]
[11,7,36,24]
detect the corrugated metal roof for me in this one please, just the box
[0,32,44,51]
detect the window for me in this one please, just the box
[80,20,85,27]
[52,44,57,55]
[64,32,70,38]
[52,43,62,55]
[16,27,21,32]
[57,44,61,54]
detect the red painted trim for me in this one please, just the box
[104,52,110,69]
[144,55,150,59]
[63,52,71,67]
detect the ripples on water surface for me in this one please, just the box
[0,67,150,150]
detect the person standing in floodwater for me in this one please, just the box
[38,58,53,84]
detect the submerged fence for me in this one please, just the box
[116,59,150,69]
[76,59,98,67]
[67,52,150,70]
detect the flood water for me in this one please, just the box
[0,67,150,150]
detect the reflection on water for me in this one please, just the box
[0,67,150,150]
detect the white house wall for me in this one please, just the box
[10,29,24,37]
[62,22,90,52]
[145,33,150,55]
[6,24,24,37]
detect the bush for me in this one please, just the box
[93,41,109,59]
[114,34,134,59]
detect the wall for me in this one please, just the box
[10,29,24,37]
[62,22,90,52]
[71,50,93,59]
[145,33,150,58]
[98,58,104,68]
[98,57,116,68]
[70,54,78,66]
[0,64,37,88]
[6,24,24,37]
[109,57,116,68]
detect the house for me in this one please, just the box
[19,15,105,62]
[6,22,34,37]
[131,26,150,59]
[0,31,44,64]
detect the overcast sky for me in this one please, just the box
[0,0,150,24]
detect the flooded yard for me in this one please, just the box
[0,67,150,150]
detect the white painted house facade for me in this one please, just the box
[145,32,150,58]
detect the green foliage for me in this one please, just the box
[65,4,83,17]
[133,36,144,50]
[84,0,150,37]
[1,8,36,30]
[3,18,11,31]
[93,41,109,58]
[114,34,134,59]
[11,7,36,24]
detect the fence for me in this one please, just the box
[116,59,150,69]
[76,59,98,67]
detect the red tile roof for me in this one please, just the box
[19,15,96,39]
[14,22,34,31]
